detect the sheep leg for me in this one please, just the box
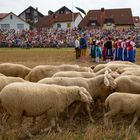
[55,117,62,133]
[126,114,138,136]
[70,103,81,122]
[32,117,37,124]
[104,110,117,128]
[42,118,56,133]
[85,104,95,123]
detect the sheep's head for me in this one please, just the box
[104,72,117,90]
[79,87,93,104]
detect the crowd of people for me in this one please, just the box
[75,28,139,63]
[0,27,139,63]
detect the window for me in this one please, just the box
[106,22,112,26]
[1,24,10,30]
[91,22,96,26]
[57,23,61,28]
[67,23,71,28]
[10,15,13,20]
[17,24,24,30]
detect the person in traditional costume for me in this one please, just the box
[104,37,113,63]
[91,40,102,63]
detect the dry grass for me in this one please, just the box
[0,47,140,140]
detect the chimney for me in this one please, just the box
[100,8,105,27]
[36,7,38,11]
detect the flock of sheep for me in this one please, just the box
[0,62,139,136]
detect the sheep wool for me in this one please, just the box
[0,82,92,132]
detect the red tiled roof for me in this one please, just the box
[79,8,134,28]
[35,13,81,28]
[0,13,9,20]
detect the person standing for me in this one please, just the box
[74,36,80,59]
[91,40,102,63]
[79,33,87,62]
[104,37,113,63]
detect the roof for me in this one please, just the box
[54,6,72,14]
[0,12,30,25]
[18,6,44,16]
[79,8,134,27]
[35,13,81,28]
[0,13,9,20]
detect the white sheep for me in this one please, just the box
[104,74,140,94]
[38,75,113,120]
[0,76,26,92]
[25,64,93,82]
[0,63,31,79]
[52,71,96,78]
[104,92,140,134]
[0,82,92,134]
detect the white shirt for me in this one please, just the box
[75,39,80,48]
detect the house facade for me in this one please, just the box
[36,13,83,30]
[19,6,44,26]
[35,6,83,30]
[0,12,30,31]
[79,8,134,29]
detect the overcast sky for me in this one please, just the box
[0,0,140,16]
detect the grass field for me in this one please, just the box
[0,47,140,140]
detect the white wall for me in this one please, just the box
[0,13,30,31]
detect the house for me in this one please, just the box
[19,6,44,26]
[0,12,30,31]
[133,16,140,29]
[79,8,134,29]
[35,12,83,30]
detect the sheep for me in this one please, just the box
[104,73,140,94]
[0,73,5,77]
[121,70,140,76]
[52,71,96,78]
[38,75,113,120]
[0,63,31,79]
[93,62,139,73]
[94,64,140,76]
[25,64,93,82]
[104,92,140,134]
[39,75,113,103]
[0,82,93,134]
[0,76,27,92]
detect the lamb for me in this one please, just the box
[104,92,140,134]
[0,82,92,133]
[25,64,93,82]
[0,63,31,79]
[52,71,96,78]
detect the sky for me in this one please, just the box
[0,0,140,16]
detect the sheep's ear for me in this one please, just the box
[104,76,110,87]
[78,89,88,102]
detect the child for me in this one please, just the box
[91,40,102,63]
